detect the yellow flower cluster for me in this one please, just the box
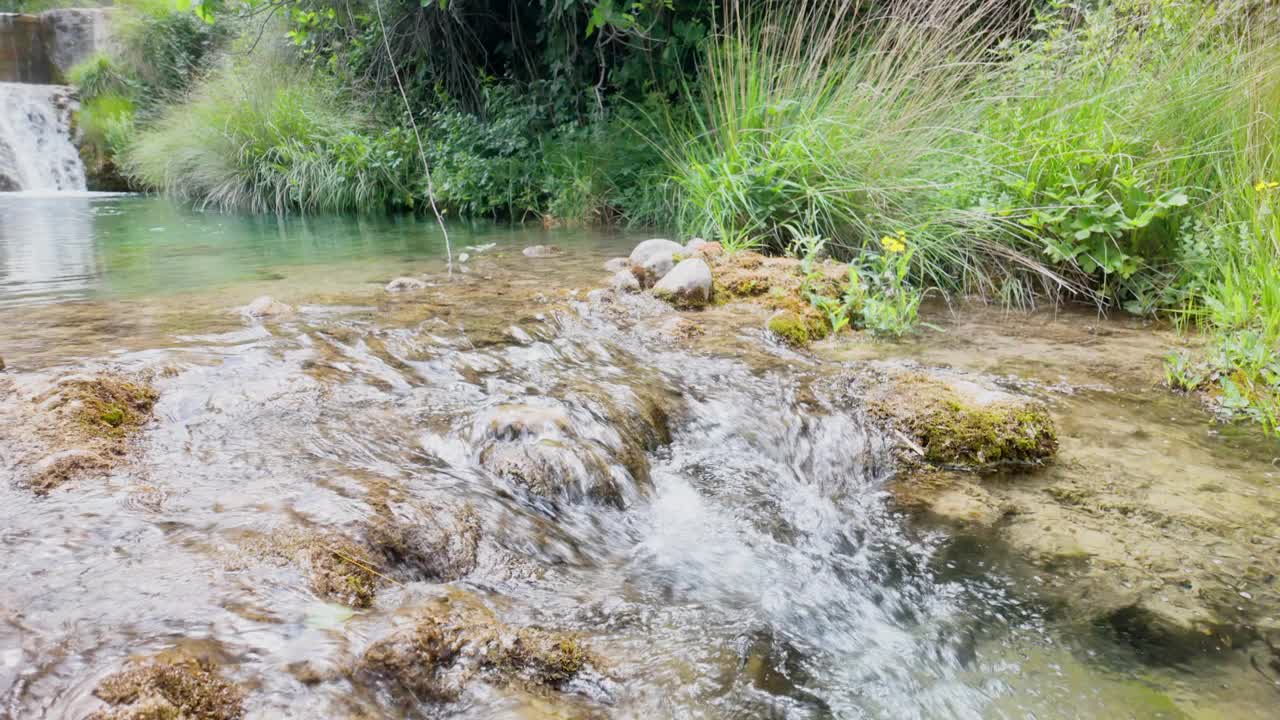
[1256,180,1280,192]
[879,231,907,254]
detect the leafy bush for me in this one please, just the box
[124,41,417,213]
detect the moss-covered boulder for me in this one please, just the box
[355,590,601,704]
[89,655,245,720]
[767,310,829,348]
[868,371,1057,467]
[19,374,159,494]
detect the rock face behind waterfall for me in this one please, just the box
[0,9,115,83]
[37,9,115,79]
[0,83,85,191]
[0,13,54,83]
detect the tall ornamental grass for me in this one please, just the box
[658,0,1280,309]
[124,40,417,214]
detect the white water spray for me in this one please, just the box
[0,82,85,192]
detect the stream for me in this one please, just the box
[1,194,1277,719]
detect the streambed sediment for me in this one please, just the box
[2,196,1278,718]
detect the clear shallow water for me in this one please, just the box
[0,195,1274,719]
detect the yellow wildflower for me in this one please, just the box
[879,231,907,254]
[1255,180,1280,192]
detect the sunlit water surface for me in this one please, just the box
[0,195,1273,719]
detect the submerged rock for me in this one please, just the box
[603,257,629,273]
[385,276,427,293]
[27,448,109,494]
[652,258,713,308]
[364,498,481,583]
[355,590,601,704]
[659,316,704,342]
[305,533,381,609]
[472,390,672,509]
[522,245,563,258]
[89,655,245,720]
[244,295,293,318]
[19,374,158,493]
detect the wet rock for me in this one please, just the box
[586,288,613,305]
[627,238,683,266]
[652,258,713,308]
[480,404,573,440]
[27,448,109,494]
[634,250,676,288]
[20,375,158,493]
[305,534,381,608]
[610,269,640,294]
[385,276,427,293]
[355,590,601,704]
[0,355,5,371]
[365,499,481,583]
[244,296,292,318]
[89,655,245,720]
[868,371,1057,467]
[888,468,1006,528]
[660,316,704,342]
[522,245,563,258]
[603,257,629,273]
[480,440,626,507]
[473,392,671,509]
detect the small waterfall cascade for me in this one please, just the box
[0,83,86,191]
[0,9,114,192]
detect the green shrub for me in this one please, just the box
[124,41,416,213]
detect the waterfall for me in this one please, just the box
[0,82,85,192]
[0,9,113,193]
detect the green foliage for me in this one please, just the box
[795,232,925,338]
[124,42,417,213]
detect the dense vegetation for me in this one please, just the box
[68,0,1280,433]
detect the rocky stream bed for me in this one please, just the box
[2,207,1279,718]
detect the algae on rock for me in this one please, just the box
[355,590,602,704]
[89,655,245,720]
[868,372,1058,467]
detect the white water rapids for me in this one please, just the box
[0,81,86,192]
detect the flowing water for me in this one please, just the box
[0,83,84,192]
[1,195,1277,719]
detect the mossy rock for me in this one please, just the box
[870,372,1057,467]
[65,376,159,439]
[90,656,245,720]
[767,310,830,348]
[305,534,381,608]
[356,590,600,703]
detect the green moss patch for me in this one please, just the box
[67,376,159,439]
[871,373,1058,467]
